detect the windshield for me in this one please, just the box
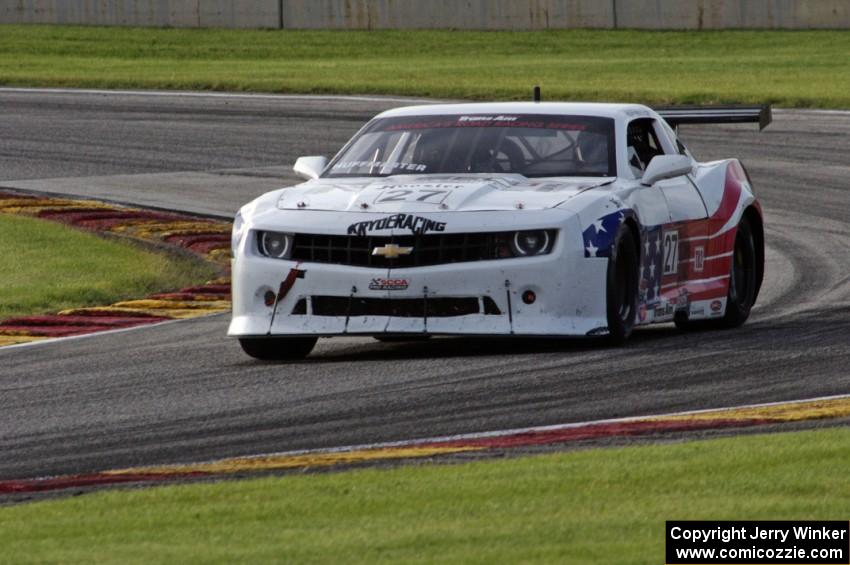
[324,114,616,178]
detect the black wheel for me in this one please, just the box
[675,217,757,331]
[606,225,639,344]
[720,217,757,327]
[374,335,432,343]
[239,337,317,360]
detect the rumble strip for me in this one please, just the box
[0,190,231,347]
[2,394,850,495]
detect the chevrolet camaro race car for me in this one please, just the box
[229,102,769,360]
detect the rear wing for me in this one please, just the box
[654,105,772,131]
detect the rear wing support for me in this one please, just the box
[654,105,772,131]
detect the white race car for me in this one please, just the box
[229,102,769,359]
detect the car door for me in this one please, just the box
[626,118,709,315]
[654,121,708,223]
[653,121,712,301]
[625,118,670,228]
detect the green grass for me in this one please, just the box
[2,427,848,564]
[1,26,849,107]
[0,214,215,319]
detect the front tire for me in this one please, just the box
[606,225,639,344]
[239,337,317,360]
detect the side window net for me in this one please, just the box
[627,119,665,175]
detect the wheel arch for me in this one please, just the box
[622,216,641,257]
[742,205,765,300]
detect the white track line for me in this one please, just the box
[2,88,848,115]
[14,392,849,481]
[0,185,232,221]
[0,312,228,352]
[0,86,442,104]
[124,392,850,469]
[12,392,847,482]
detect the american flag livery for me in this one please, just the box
[585,162,750,322]
[640,225,664,305]
[229,101,767,349]
[581,210,633,259]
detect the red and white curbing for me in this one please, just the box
[2,393,849,495]
[0,190,232,347]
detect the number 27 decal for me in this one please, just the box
[374,189,449,204]
[662,231,679,276]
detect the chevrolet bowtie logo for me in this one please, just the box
[372,243,414,259]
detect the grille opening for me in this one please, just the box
[482,296,502,315]
[290,232,518,268]
[298,296,502,318]
[291,298,307,315]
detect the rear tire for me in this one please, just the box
[675,217,757,331]
[606,225,639,344]
[719,216,757,328]
[239,337,317,360]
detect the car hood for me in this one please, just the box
[276,174,613,213]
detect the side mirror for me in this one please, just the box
[640,155,692,186]
[293,156,328,181]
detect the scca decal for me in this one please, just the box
[347,214,446,236]
[369,278,409,291]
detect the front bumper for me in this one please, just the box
[228,212,610,337]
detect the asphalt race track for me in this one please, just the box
[1,89,848,480]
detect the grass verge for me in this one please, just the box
[0,214,216,319]
[0,26,849,107]
[1,427,848,564]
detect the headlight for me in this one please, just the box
[231,213,245,256]
[257,231,293,259]
[510,230,553,256]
